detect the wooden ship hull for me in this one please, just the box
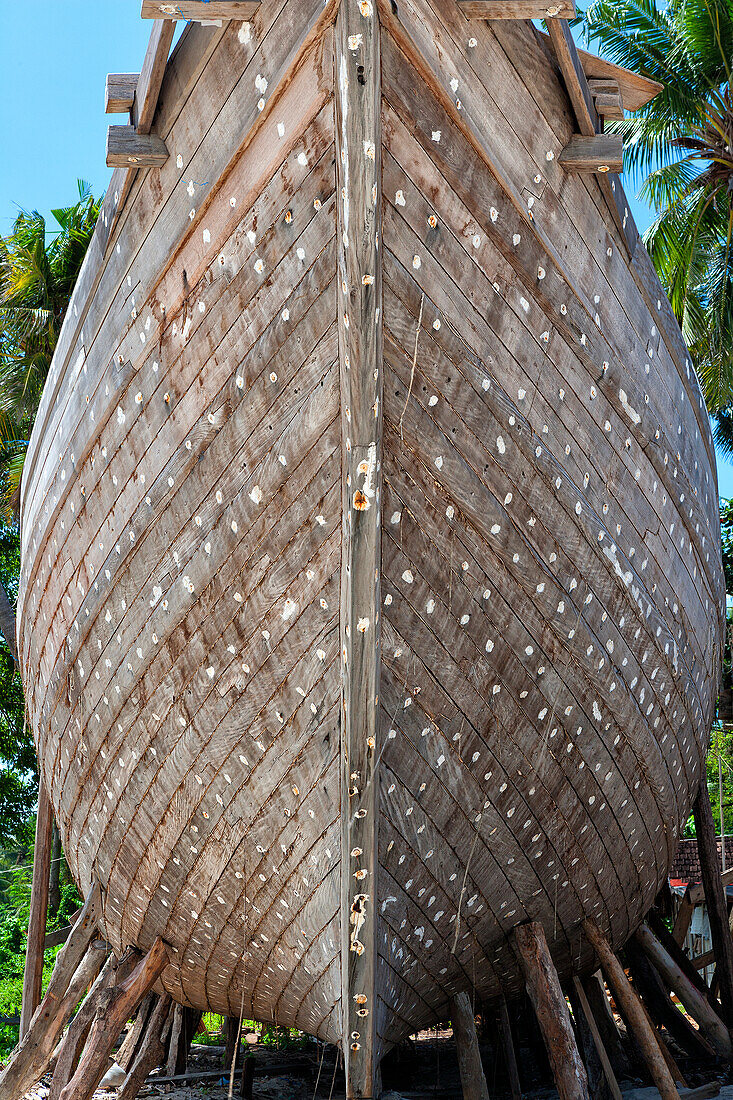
[17,0,724,1093]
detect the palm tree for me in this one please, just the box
[0,180,101,658]
[581,0,733,432]
[0,181,101,516]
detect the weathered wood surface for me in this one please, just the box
[117,994,173,1100]
[513,923,589,1100]
[20,780,54,1037]
[571,975,622,1100]
[105,75,138,115]
[450,992,490,1100]
[106,125,169,167]
[693,782,733,1025]
[142,1,262,18]
[559,134,623,173]
[458,1,576,16]
[17,1,722,1089]
[584,920,680,1100]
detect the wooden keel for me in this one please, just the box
[583,919,680,1100]
[335,2,383,1096]
[57,936,169,1100]
[451,992,490,1100]
[693,782,733,1026]
[20,780,54,1037]
[513,922,589,1100]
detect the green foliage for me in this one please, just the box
[582,0,733,414]
[0,181,101,517]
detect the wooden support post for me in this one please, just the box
[634,923,732,1060]
[581,972,631,1078]
[57,937,169,1100]
[49,949,138,1100]
[583,919,680,1100]
[335,1,383,1096]
[571,977,622,1100]
[451,993,490,1100]
[693,781,733,1026]
[647,910,712,1000]
[20,781,54,1038]
[496,996,521,1100]
[117,995,173,1100]
[672,886,696,946]
[0,936,107,1100]
[513,922,589,1100]
[115,993,155,1072]
[623,939,715,1061]
[241,1055,255,1100]
[457,0,576,15]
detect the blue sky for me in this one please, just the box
[2,1,732,500]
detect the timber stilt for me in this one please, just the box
[451,992,490,1100]
[513,922,589,1100]
[56,937,169,1100]
[20,781,54,1037]
[116,995,173,1100]
[693,782,733,1026]
[584,919,680,1100]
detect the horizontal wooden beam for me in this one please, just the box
[141,0,261,18]
[593,92,624,120]
[559,134,623,173]
[106,126,169,168]
[457,0,575,15]
[106,74,138,114]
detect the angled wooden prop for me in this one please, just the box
[141,1,261,17]
[583,919,680,1100]
[693,782,733,1026]
[451,993,490,1100]
[0,882,105,1100]
[335,0,383,1095]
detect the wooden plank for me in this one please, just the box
[450,993,490,1100]
[117,995,173,1100]
[546,17,596,135]
[693,783,733,1027]
[593,92,624,120]
[534,30,663,111]
[559,134,623,173]
[571,976,623,1100]
[335,2,382,1096]
[513,922,589,1100]
[583,920,680,1100]
[132,19,176,135]
[105,75,138,114]
[141,1,261,17]
[106,126,169,168]
[457,0,576,16]
[634,923,732,1060]
[20,781,54,1037]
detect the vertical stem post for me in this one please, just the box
[21,780,54,1037]
[335,2,383,1096]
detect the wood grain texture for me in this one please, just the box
[106,125,169,167]
[133,19,176,134]
[141,1,262,19]
[458,0,576,15]
[514,923,589,1100]
[335,2,383,1093]
[16,4,722,1089]
[20,781,53,1037]
[559,134,623,172]
[105,75,138,115]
